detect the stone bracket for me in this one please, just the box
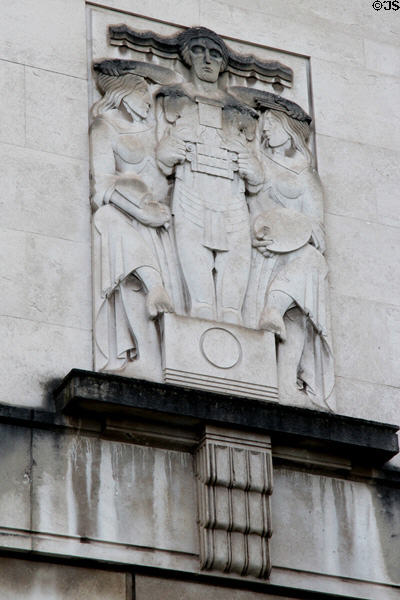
[195,426,273,579]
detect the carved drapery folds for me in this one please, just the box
[89,24,335,414]
[195,427,273,578]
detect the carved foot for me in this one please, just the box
[259,307,287,342]
[146,285,173,319]
[221,308,243,326]
[191,303,215,321]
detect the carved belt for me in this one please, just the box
[176,183,248,252]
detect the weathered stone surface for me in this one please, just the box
[0,0,87,78]
[0,425,31,534]
[312,58,400,152]
[326,214,400,307]
[0,143,90,242]
[0,316,91,408]
[0,230,91,329]
[56,370,399,463]
[271,468,400,585]
[364,39,400,77]
[198,0,364,68]
[31,429,197,554]
[0,60,25,146]
[331,294,400,389]
[25,67,88,159]
[136,575,292,600]
[0,558,127,599]
[335,376,400,426]
[94,0,201,27]
[317,135,400,227]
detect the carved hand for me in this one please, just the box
[135,201,171,228]
[157,133,186,169]
[252,238,275,258]
[237,153,264,187]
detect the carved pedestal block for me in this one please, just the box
[195,426,273,578]
[162,313,278,401]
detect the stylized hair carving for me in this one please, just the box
[265,109,312,164]
[107,25,293,84]
[92,73,149,118]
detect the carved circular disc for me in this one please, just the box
[200,328,242,369]
[253,206,312,253]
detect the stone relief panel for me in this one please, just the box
[88,8,335,412]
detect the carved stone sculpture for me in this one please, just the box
[90,25,335,410]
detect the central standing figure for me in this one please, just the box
[156,28,263,325]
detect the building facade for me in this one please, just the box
[0,1,399,598]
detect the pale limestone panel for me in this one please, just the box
[330,294,400,389]
[365,39,400,77]
[0,425,31,531]
[198,0,364,68]
[25,67,88,159]
[0,316,91,407]
[0,558,126,599]
[0,60,25,146]
[95,0,201,25]
[311,58,400,152]
[31,431,197,554]
[0,144,90,242]
[335,376,400,425]
[271,468,400,585]
[0,230,91,330]
[317,134,400,227]
[0,0,87,78]
[326,213,400,307]
[210,0,400,46]
[136,575,292,600]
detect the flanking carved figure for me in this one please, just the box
[90,25,334,411]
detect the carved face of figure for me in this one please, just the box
[188,37,224,83]
[122,91,151,120]
[262,111,291,148]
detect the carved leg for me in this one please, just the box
[174,220,216,320]
[259,290,295,341]
[277,308,309,407]
[214,231,251,325]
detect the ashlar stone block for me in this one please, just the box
[198,0,364,68]
[0,143,90,242]
[330,294,400,389]
[25,67,89,159]
[0,558,127,600]
[31,430,198,555]
[317,134,400,226]
[0,60,25,146]
[326,213,400,307]
[0,229,91,330]
[0,0,87,78]
[312,58,400,152]
[136,575,293,600]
